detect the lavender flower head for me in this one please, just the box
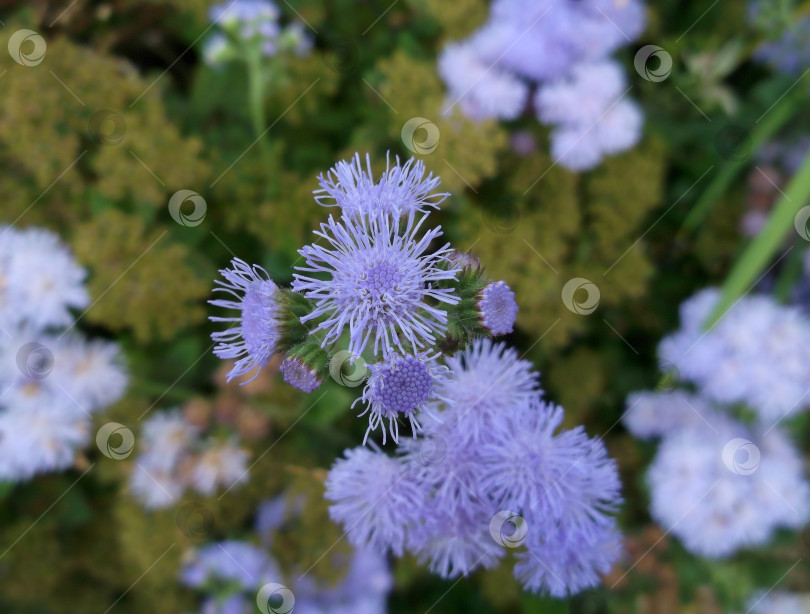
[437,41,529,120]
[355,352,446,444]
[658,288,810,424]
[481,0,646,82]
[210,258,282,382]
[437,338,541,445]
[292,211,459,358]
[647,415,810,558]
[314,153,449,217]
[210,0,280,54]
[435,0,646,170]
[325,446,427,556]
[326,338,623,596]
[477,281,518,335]
[130,410,249,509]
[0,228,127,482]
[0,226,89,331]
[280,355,322,392]
[535,60,628,127]
[547,97,643,171]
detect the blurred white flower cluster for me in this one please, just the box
[437,0,646,170]
[203,0,312,66]
[624,289,810,559]
[130,409,249,509]
[180,494,392,614]
[0,226,127,481]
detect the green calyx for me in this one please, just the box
[440,258,493,347]
[277,289,316,351]
[285,336,331,376]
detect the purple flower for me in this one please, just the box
[647,416,810,558]
[409,505,504,579]
[472,0,645,83]
[477,281,518,335]
[280,356,322,393]
[325,338,624,596]
[210,0,280,25]
[438,42,529,120]
[436,338,541,445]
[210,258,282,382]
[478,400,621,528]
[535,60,627,127]
[314,153,449,217]
[514,519,623,598]
[324,446,427,556]
[658,288,810,424]
[292,211,459,358]
[355,352,446,444]
[548,98,643,171]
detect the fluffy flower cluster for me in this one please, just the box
[130,410,248,509]
[624,286,810,558]
[658,288,810,424]
[204,0,312,66]
[0,226,127,481]
[210,154,519,444]
[326,339,623,597]
[625,392,809,557]
[181,495,392,614]
[437,0,645,170]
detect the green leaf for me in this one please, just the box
[681,89,803,232]
[706,148,810,326]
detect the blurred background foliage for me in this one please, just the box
[1,0,809,613]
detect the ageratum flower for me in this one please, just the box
[355,352,446,444]
[210,258,282,382]
[326,339,623,596]
[647,415,810,558]
[130,410,250,509]
[548,99,643,171]
[0,226,89,331]
[437,338,541,445]
[479,400,621,527]
[478,0,646,82]
[325,446,428,556]
[514,519,623,598]
[0,404,89,481]
[659,288,810,424]
[535,60,628,127]
[477,281,518,335]
[0,226,127,483]
[314,153,449,217]
[438,42,529,120]
[408,505,504,579]
[280,356,322,393]
[292,211,459,358]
